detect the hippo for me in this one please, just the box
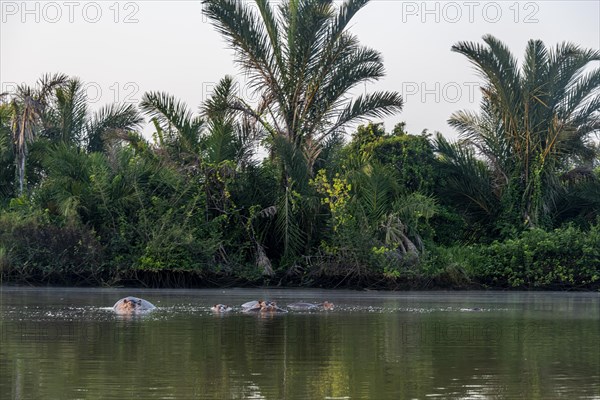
[259,301,288,313]
[287,301,335,311]
[241,300,262,313]
[242,300,260,311]
[113,296,156,315]
[211,304,232,313]
[242,300,287,313]
[241,300,276,312]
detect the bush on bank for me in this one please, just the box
[425,222,600,289]
[472,223,600,288]
[0,209,106,284]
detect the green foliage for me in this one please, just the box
[312,169,352,231]
[553,168,600,228]
[0,209,107,284]
[3,73,142,198]
[140,90,204,163]
[347,122,387,153]
[423,223,600,289]
[346,123,437,193]
[1,32,599,289]
[420,245,480,287]
[310,162,437,278]
[429,206,471,246]
[472,224,600,288]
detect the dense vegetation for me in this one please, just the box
[1,0,598,289]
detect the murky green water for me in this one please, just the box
[0,288,598,399]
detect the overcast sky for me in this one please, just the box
[1,0,599,140]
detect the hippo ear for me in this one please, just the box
[123,299,129,304]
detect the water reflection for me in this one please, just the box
[0,288,598,399]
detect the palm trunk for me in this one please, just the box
[16,137,26,196]
[18,153,25,195]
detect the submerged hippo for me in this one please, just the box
[113,296,156,315]
[287,301,335,311]
[241,300,261,311]
[211,304,232,313]
[259,301,288,313]
[242,300,287,313]
[241,300,274,312]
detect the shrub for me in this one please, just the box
[472,223,600,288]
[0,211,107,284]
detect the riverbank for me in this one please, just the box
[1,210,598,291]
[2,266,598,291]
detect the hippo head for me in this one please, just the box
[114,297,145,314]
[123,298,141,311]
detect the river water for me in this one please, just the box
[0,287,598,399]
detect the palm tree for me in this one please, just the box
[202,0,403,261]
[40,77,143,152]
[140,76,257,170]
[201,76,259,170]
[141,79,272,272]
[8,73,68,195]
[6,74,143,196]
[444,35,600,230]
[140,91,205,165]
[202,0,402,169]
[141,77,259,218]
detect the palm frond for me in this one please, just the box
[86,103,143,152]
[272,134,310,191]
[202,0,282,97]
[434,133,499,222]
[36,73,69,104]
[201,75,238,121]
[333,0,370,38]
[50,78,89,144]
[329,91,403,135]
[350,162,399,222]
[140,91,202,136]
[274,183,305,262]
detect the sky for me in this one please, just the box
[1,0,599,141]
